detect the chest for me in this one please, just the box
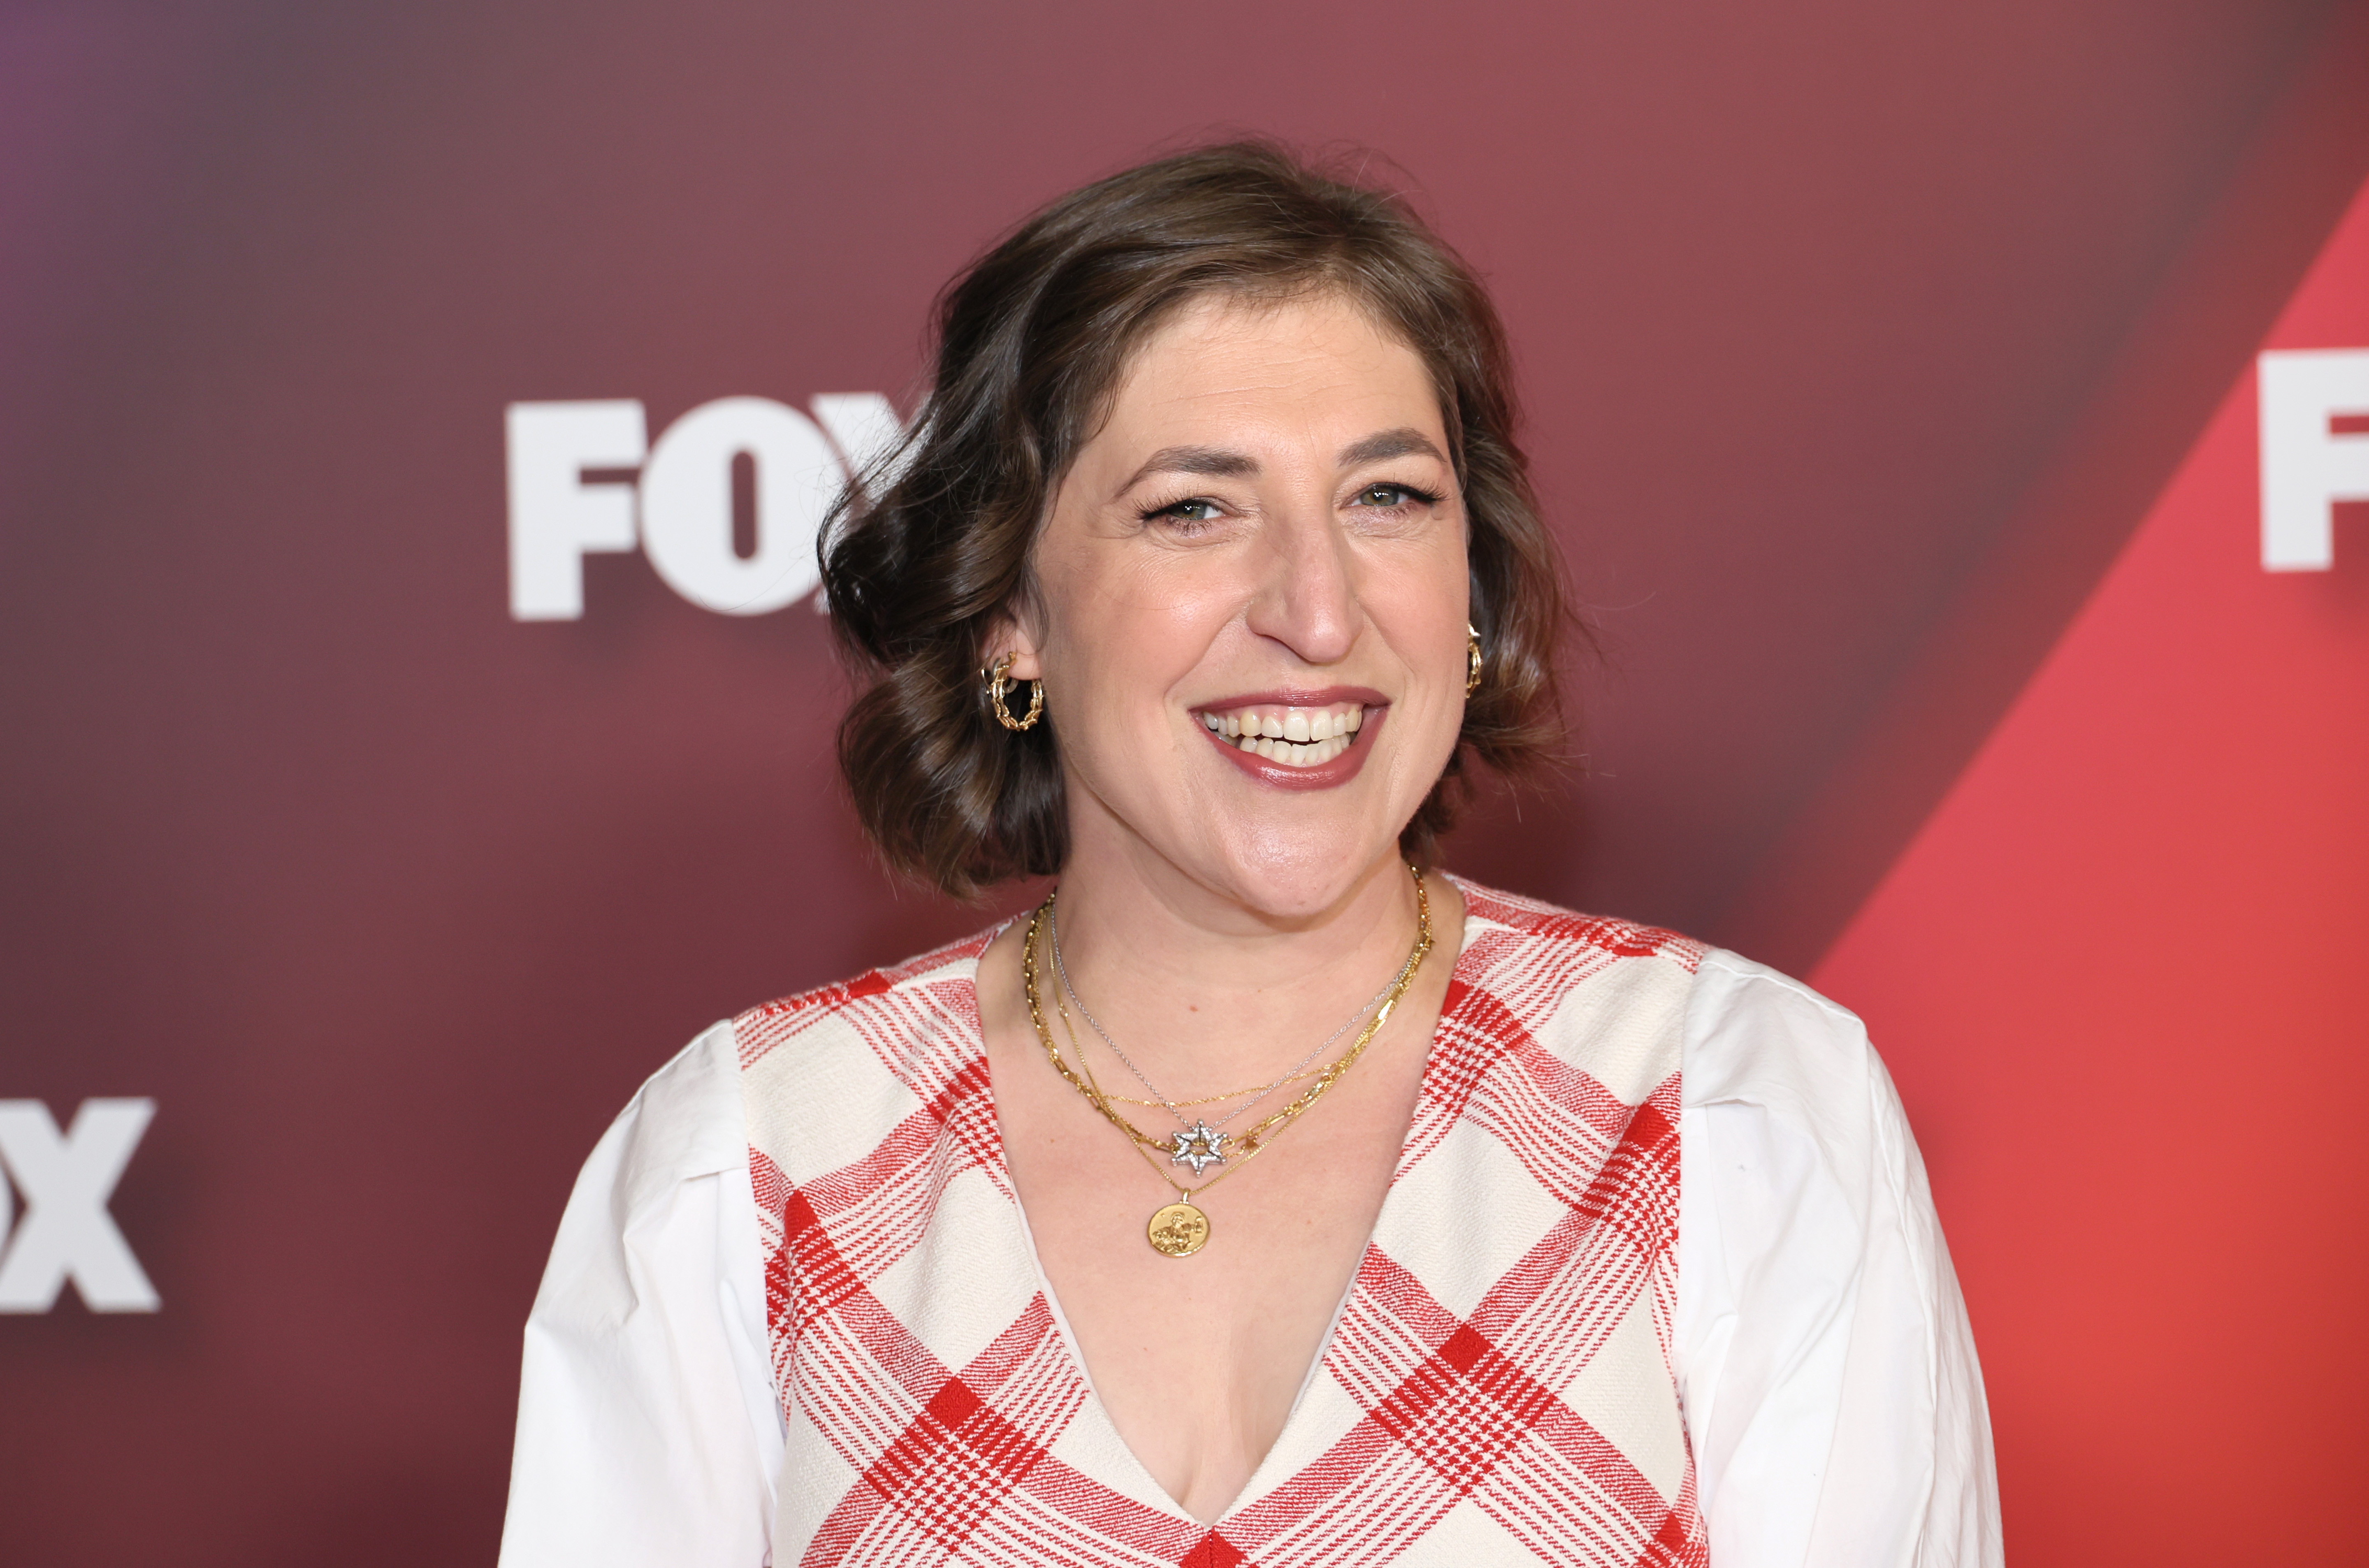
[987,982,1433,1522]
[738,914,1706,1566]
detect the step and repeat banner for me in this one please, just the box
[3,2,2365,1563]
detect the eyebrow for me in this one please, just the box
[1114,428,1448,497]
[1337,427,1447,467]
[1115,445,1259,495]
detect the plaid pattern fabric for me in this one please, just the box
[738,882,1706,1567]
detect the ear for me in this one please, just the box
[982,605,1044,682]
[985,575,1051,677]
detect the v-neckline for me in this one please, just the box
[957,892,1486,1526]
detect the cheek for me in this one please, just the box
[1369,556,1472,675]
[1040,570,1213,756]
[1051,554,1238,680]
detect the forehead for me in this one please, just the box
[1093,289,1444,446]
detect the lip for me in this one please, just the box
[1192,685,1389,712]
[1190,687,1389,792]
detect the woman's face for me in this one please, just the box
[1011,289,1471,921]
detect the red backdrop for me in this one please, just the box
[2,2,2365,1562]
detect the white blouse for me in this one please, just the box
[498,937,2000,1567]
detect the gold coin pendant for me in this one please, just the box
[1146,1201,1211,1258]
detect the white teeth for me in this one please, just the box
[1197,702,1370,766]
[1234,732,1351,767]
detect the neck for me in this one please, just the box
[1043,836,1437,1093]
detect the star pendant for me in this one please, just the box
[1167,1120,1228,1176]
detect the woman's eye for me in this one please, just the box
[1353,483,1429,509]
[1152,498,1225,524]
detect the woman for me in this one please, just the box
[500,143,1999,1567]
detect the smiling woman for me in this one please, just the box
[499,144,2001,1567]
[823,147,1564,895]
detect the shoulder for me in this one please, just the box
[729,925,1004,1181]
[538,1019,747,1293]
[1450,878,1707,1011]
[733,927,999,1067]
[601,1019,747,1197]
[1682,948,1875,1088]
[1447,878,1707,1099]
[1453,877,1707,972]
[1679,946,1903,1178]
[1446,880,1889,1137]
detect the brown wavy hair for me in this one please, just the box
[821,141,1568,898]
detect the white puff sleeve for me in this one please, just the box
[1675,949,2002,1567]
[498,1022,784,1568]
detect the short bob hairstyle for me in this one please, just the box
[821,141,1567,898]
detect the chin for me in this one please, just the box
[1211,823,1400,922]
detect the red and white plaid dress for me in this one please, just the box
[737,882,1706,1566]
[501,879,2000,1568]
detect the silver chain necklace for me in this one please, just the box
[1047,901,1417,1144]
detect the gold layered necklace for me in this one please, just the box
[1051,901,1406,1148]
[1018,864,1435,1257]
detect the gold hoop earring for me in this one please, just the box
[1465,622,1485,695]
[984,653,1044,731]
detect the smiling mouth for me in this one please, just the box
[1196,702,1367,768]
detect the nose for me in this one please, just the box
[1243,500,1359,668]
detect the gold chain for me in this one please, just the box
[1094,1068,1325,1109]
[1019,865,1435,1174]
[1059,999,1208,1197]
[1060,992,1294,1204]
[1021,911,1172,1154]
